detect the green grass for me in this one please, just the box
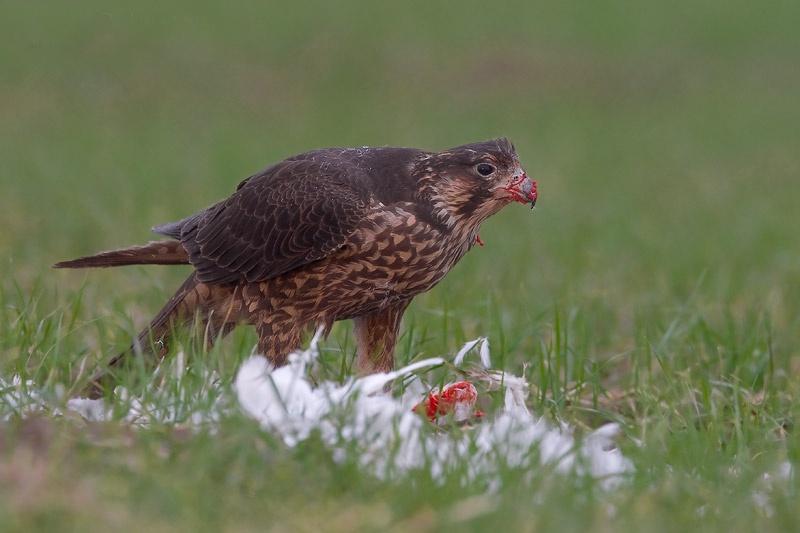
[2,0,800,530]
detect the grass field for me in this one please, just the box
[2,1,800,531]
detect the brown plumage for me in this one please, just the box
[55,138,537,397]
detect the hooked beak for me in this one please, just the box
[503,173,538,208]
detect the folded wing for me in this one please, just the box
[155,155,372,284]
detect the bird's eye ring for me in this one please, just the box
[475,163,496,177]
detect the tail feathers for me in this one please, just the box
[54,240,189,269]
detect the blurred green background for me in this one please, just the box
[3,1,799,337]
[2,1,800,530]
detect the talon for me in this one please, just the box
[476,234,485,247]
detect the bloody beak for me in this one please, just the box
[504,173,538,208]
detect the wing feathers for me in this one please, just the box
[172,156,371,284]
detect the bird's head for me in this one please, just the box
[416,138,537,229]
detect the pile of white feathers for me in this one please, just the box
[3,332,634,489]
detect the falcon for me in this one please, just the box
[55,138,537,397]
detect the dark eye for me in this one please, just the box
[475,163,496,177]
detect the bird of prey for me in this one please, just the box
[55,138,537,397]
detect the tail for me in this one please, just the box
[54,240,189,269]
[82,273,201,398]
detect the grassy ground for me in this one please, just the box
[2,0,800,530]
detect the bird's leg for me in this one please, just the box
[353,299,412,375]
[255,312,302,367]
